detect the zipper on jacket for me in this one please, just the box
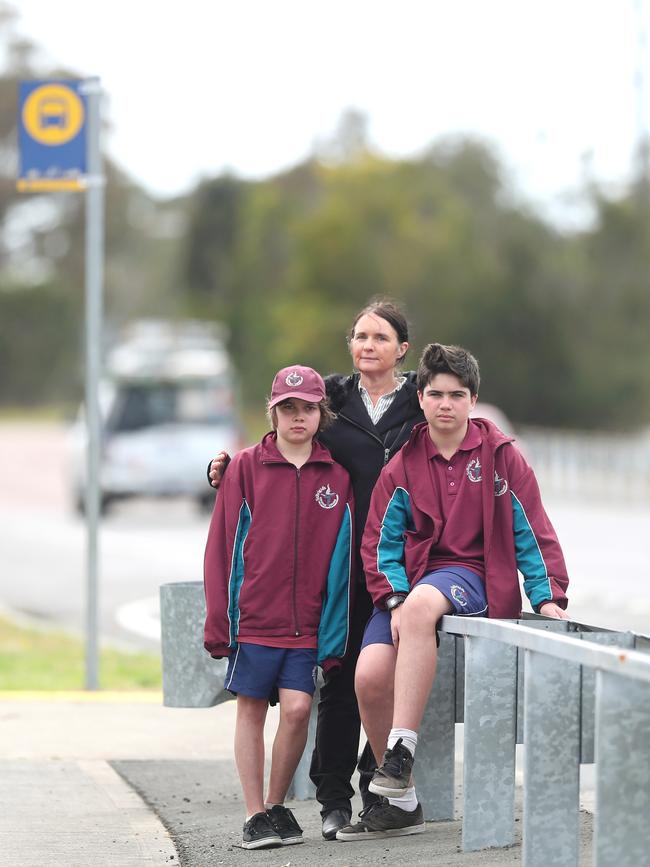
[292,467,301,636]
[338,413,386,450]
[338,412,407,465]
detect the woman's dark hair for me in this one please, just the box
[348,298,410,363]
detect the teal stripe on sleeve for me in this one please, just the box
[511,491,552,609]
[227,500,251,647]
[376,487,413,595]
[318,504,353,664]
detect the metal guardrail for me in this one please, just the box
[439,614,650,867]
[160,581,229,708]
[160,582,649,862]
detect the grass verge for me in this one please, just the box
[0,616,161,690]
[0,404,74,422]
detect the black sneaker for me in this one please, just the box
[266,804,304,846]
[336,798,425,840]
[241,811,282,849]
[368,738,414,798]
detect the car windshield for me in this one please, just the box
[106,379,235,432]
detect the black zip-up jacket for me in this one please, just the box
[319,372,424,581]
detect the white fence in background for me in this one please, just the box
[521,426,650,502]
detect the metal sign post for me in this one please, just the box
[81,78,104,690]
[17,78,104,689]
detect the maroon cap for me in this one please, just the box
[268,365,326,408]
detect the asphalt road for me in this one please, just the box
[1,422,648,648]
[0,421,209,649]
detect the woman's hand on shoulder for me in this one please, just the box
[209,452,231,488]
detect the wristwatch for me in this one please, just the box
[386,593,407,611]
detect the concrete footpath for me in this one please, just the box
[0,693,594,866]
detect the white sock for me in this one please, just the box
[388,786,419,812]
[387,727,418,757]
[264,803,282,810]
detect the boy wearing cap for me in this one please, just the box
[204,365,354,850]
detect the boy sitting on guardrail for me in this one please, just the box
[336,343,569,841]
[203,365,354,850]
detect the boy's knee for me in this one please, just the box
[282,697,312,729]
[237,694,268,719]
[356,664,392,706]
[403,587,450,624]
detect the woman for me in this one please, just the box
[209,299,424,840]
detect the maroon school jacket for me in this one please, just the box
[203,433,355,673]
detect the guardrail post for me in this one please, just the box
[579,630,635,763]
[417,632,457,820]
[594,670,650,867]
[160,581,229,707]
[523,649,581,866]
[455,635,465,723]
[516,617,569,743]
[462,635,517,851]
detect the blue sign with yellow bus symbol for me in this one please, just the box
[17,80,87,192]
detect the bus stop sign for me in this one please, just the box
[17,80,87,192]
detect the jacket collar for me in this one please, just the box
[404,417,513,456]
[259,431,334,465]
[421,419,483,459]
[336,374,420,433]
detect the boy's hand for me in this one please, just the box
[539,602,570,620]
[390,607,402,648]
[209,452,231,488]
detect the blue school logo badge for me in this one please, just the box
[285,371,303,386]
[466,458,482,482]
[315,485,339,509]
[450,584,469,607]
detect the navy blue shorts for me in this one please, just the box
[361,567,487,649]
[225,643,318,703]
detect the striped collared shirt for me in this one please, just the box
[358,376,407,425]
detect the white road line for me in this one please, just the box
[116,596,161,641]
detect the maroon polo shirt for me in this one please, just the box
[423,420,486,580]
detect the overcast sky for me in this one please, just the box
[12,0,650,226]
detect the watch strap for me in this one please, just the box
[386,593,407,611]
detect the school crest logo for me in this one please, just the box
[285,371,303,387]
[450,584,469,607]
[467,458,508,496]
[315,484,339,509]
[494,472,508,497]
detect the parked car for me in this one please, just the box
[70,320,244,514]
